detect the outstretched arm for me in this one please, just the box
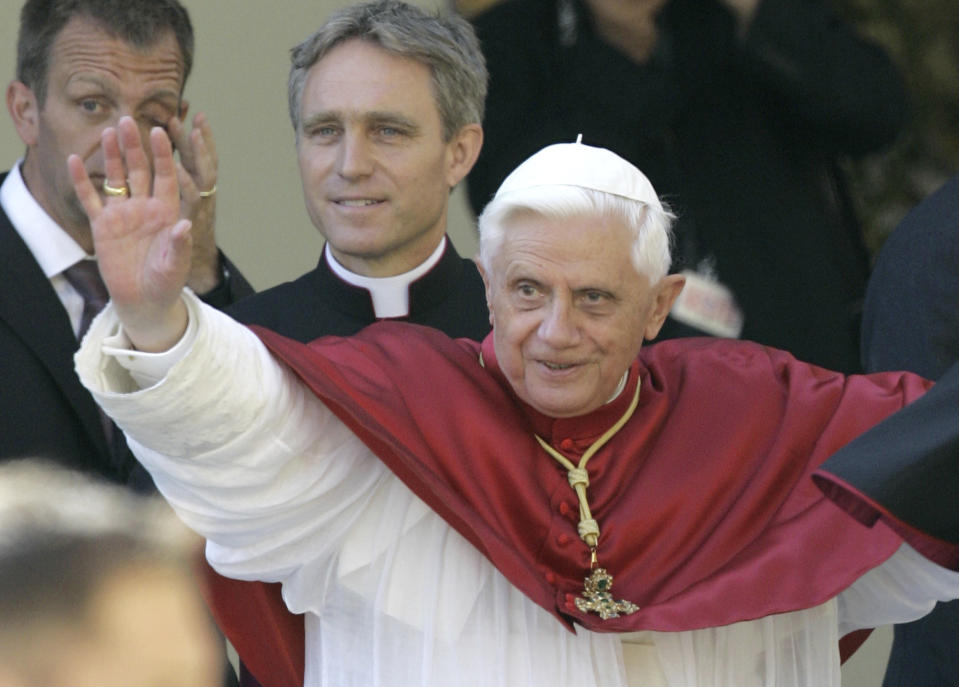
[68,115,191,352]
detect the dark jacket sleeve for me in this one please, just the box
[196,251,255,310]
[816,359,959,551]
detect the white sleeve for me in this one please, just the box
[837,541,959,634]
[96,295,198,388]
[75,289,391,586]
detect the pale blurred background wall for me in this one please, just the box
[0,1,894,683]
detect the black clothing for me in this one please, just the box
[820,358,959,546]
[861,173,959,381]
[0,171,254,489]
[227,241,490,343]
[851,172,959,687]
[468,0,908,372]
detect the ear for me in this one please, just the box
[475,258,495,328]
[444,123,483,189]
[643,273,685,341]
[7,81,40,147]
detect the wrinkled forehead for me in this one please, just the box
[491,201,634,250]
[49,17,186,92]
[493,208,639,276]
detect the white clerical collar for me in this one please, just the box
[0,161,89,276]
[325,237,447,318]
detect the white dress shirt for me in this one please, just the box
[1,161,92,337]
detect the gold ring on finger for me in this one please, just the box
[197,184,217,198]
[103,181,129,197]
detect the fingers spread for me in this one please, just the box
[102,127,128,198]
[150,126,181,206]
[167,115,189,164]
[174,111,218,196]
[118,117,152,197]
[189,126,216,193]
[175,160,199,202]
[68,154,102,220]
[193,112,218,168]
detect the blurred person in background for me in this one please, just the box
[852,172,959,686]
[463,0,908,373]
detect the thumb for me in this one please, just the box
[156,218,194,279]
[171,218,193,242]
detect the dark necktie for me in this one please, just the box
[62,258,109,340]
[62,259,128,474]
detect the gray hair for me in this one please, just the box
[477,186,676,283]
[16,0,194,105]
[288,0,487,141]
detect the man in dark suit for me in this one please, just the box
[0,0,253,489]
[838,173,959,686]
[214,4,492,685]
[2,4,252,685]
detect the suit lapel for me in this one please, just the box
[0,193,113,460]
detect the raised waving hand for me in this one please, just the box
[68,116,191,352]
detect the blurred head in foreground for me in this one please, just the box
[0,459,221,687]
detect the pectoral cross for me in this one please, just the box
[574,567,640,620]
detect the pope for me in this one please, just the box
[72,121,959,687]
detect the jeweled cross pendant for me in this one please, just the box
[574,567,640,620]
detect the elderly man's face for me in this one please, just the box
[482,211,682,418]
